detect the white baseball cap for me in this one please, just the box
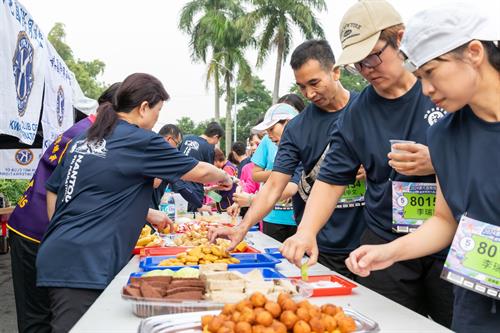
[336,0,403,68]
[252,103,298,133]
[401,3,499,72]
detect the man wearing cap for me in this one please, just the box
[280,0,453,327]
[245,103,299,242]
[209,40,366,278]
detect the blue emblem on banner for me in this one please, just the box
[15,149,34,166]
[12,31,35,117]
[56,85,65,126]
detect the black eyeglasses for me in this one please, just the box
[168,137,182,149]
[354,42,390,71]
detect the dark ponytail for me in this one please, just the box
[87,73,169,142]
[87,102,119,141]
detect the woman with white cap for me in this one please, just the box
[280,0,454,327]
[246,103,299,242]
[346,4,499,332]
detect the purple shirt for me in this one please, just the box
[7,116,95,242]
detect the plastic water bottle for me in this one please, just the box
[160,187,176,222]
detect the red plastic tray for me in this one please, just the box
[132,245,162,255]
[137,245,260,257]
[289,275,357,297]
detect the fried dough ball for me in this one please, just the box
[338,316,357,333]
[322,314,337,331]
[250,292,267,308]
[222,303,236,315]
[208,315,225,332]
[296,307,311,322]
[253,307,265,317]
[222,321,235,330]
[236,299,253,312]
[281,298,298,312]
[280,310,298,330]
[296,299,312,309]
[217,327,232,333]
[235,321,252,333]
[308,306,321,319]
[270,320,287,333]
[321,304,338,316]
[255,310,273,327]
[239,307,256,324]
[277,293,291,307]
[293,320,311,333]
[232,311,241,322]
[251,324,265,333]
[201,314,214,327]
[309,317,325,333]
[264,301,281,318]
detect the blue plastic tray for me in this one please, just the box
[264,247,284,259]
[140,253,281,272]
[128,266,286,282]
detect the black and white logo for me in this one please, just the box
[424,107,447,126]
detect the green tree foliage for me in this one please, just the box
[339,68,368,92]
[48,23,106,99]
[247,0,326,103]
[179,1,254,153]
[179,0,250,122]
[176,117,197,136]
[0,179,29,207]
[234,75,272,142]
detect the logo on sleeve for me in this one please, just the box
[56,86,65,126]
[70,139,107,158]
[12,32,34,117]
[424,107,447,126]
[14,149,34,166]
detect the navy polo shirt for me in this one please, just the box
[37,120,198,289]
[318,81,447,254]
[427,105,500,332]
[273,95,366,254]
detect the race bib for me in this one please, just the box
[441,215,499,299]
[336,180,366,209]
[274,199,294,211]
[392,181,436,233]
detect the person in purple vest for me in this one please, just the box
[7,83,120,333]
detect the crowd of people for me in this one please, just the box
[5,0,498,332]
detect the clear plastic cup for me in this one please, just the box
[390,139,416,153]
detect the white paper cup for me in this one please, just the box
[390,139,416,153]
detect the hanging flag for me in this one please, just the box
[0,0,47,145]
[41,42,75,151]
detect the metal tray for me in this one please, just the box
[137,307,379,332]
[121,293,223,318]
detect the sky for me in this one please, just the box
[19,0,498,131]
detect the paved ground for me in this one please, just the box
[0,246,18,333]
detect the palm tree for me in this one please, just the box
[211,20,254,153]
[179,0,246,122]
[248,0,326,103]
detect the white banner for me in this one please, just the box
[0,0,47,145]
[71,73,98,116]
[0,148,42,179]
[41,42,75,152]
